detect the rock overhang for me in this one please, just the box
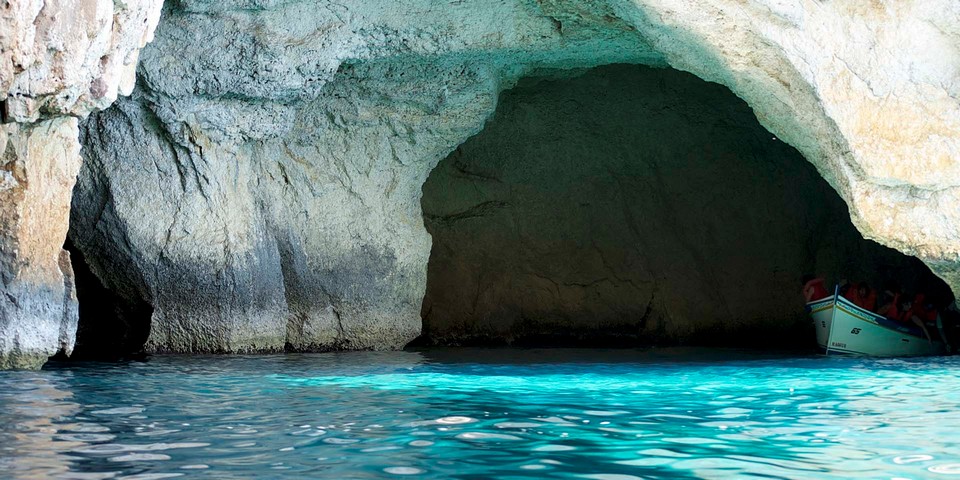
[2,0,959,365]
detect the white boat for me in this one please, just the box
[806,294,835,350]
[806,289,948,357]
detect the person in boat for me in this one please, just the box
[941,307,960,354]
[838,279,852,298]
[877,283,901,318]
[801,274,829,302]
[898,295,934,341]
[844,282,877,312]
[911,293,939,328]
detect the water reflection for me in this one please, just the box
[0,349,957,478]
[0,373,83,478]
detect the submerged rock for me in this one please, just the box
[69,0,960,355]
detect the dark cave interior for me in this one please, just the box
[418,64,952,349]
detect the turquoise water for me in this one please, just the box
[2,349,959,479]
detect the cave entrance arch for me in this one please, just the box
[418,64,951,349]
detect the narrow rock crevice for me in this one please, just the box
[424,201,509,227]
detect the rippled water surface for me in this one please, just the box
[2,349,960,479]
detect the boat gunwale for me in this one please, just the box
[812,291,942,346]
[834,294,937,341]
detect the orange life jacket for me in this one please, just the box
[886,294,901,320]
[843,284,859,303]
[847,284,876,311]
[804,278,829,301]
[911,294,938,323]
[857,290,877,312]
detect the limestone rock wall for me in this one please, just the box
[71,0,960,354]
[1,0,164,122]
[0,119,80,368]
[420,65,952,346]
[608,0,960,293]
[72,62,507,353]
[72,0,662,353]
[0,0,163,368]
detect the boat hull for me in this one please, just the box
[806,296,835,350]
[808,294,946,357]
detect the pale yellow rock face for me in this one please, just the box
[15,120,82,286]
[0,118,81,369]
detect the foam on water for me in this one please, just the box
[1,349,959,479]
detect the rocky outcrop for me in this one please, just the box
[420,65,952,346]
[0,119,80,368]
[72,0,663,353]
[1,0,163,122]
[71,1,960,353]
[620,0,960,293]
[0,0,163,368]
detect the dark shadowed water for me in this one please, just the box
[1,348,959,479]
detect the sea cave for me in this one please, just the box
[1,0,960,477]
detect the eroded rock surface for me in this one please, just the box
[0,0,163,368]
[72,0,657,353]
[0,119,81,368]
[420,65,952,346]
[72,0,960,353]
[1,0,163,122]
